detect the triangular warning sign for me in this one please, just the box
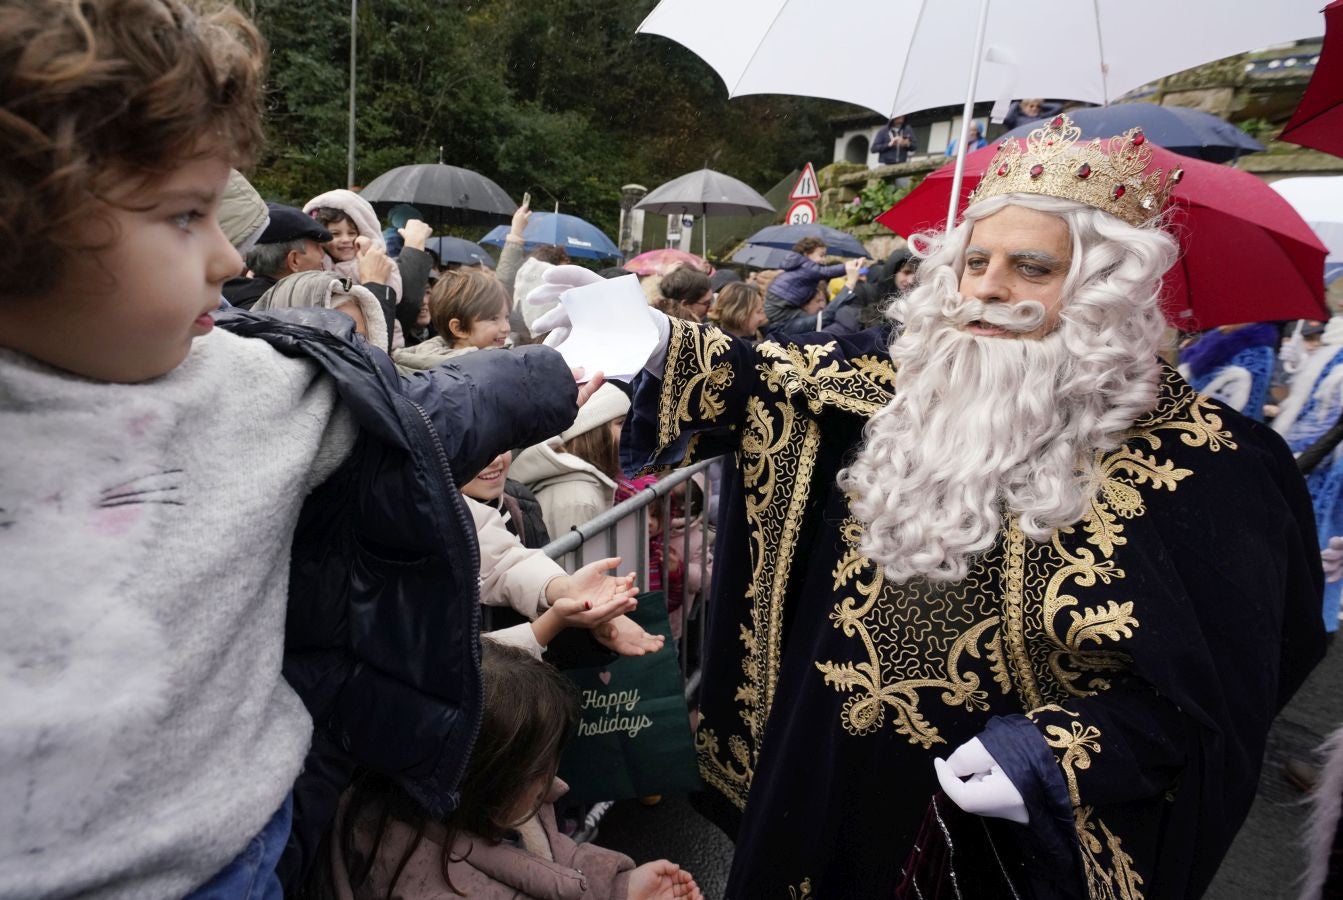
[790,162,820,200]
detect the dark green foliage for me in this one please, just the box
[249,0,849,239]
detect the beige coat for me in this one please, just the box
[391,335,477,375]
[510,441,615,538]
[332,780,635,900]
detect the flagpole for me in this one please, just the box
[346,0,357,188]
[946,0,992,229]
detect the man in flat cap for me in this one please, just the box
[222,203,332,310]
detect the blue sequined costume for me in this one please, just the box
[1279,346,1343,631]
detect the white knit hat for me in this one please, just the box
[559,383,630,444]
[254,270,389,349]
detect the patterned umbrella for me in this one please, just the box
[622,249,714,277]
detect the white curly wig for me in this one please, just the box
[837,193,1178,583]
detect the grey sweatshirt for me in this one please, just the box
[0,329,355,898]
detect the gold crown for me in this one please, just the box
[967,114,1184,227]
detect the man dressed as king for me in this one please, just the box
[533,116,1327,899]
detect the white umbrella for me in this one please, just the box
[638,0,1326,224]
[1271,176,1343,284]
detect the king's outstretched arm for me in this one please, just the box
[622,317,762,475]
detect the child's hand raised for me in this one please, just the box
[629,861,703,900]
[357,241,394,286]
[398,218,432,251]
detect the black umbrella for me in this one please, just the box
[998,104,1264,164]
[359,163,515,227]
[637,168,775,257]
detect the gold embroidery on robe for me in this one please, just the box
[816,369,1232,900]
[657,320,733,448]
[659,323,889,810]
[647,324,1224,898]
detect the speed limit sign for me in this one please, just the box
[786,200,817,224]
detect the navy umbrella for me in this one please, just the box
[744,223,867,258]
[999,104,1264,163]
[479,211,621,261]
[731,244,794,269]
[360,163,515,227]
[424,236,495,268]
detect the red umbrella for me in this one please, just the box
[622,249,714,277]
[1281,0,1343,157]
[876,143,1329,330]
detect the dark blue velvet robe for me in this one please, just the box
[621,320,1325,899]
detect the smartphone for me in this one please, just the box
[522,191,531,208]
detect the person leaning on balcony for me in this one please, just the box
[873,114,917,165]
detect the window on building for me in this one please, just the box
[844,134,870,164]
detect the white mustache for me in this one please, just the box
[946,297,1048,333]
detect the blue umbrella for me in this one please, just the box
[479,212,621,261]
[731,244,794,269]
[744,223,867,258]
[999,104,1263,163]
[424,236,495,268]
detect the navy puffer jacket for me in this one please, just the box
[216,309,576,827]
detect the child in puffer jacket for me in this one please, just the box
[0,2,600,895]
[763,236,866,336]
[324,641,704,900]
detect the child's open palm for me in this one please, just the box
[629,861,703,900]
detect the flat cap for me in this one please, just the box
[259,203,332,245]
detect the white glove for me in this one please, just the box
[934,737,1029,825]
[528,265,604,347]
[1322,536,1343,584]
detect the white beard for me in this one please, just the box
[839,281,1159,584]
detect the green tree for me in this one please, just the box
[250,0,850,244]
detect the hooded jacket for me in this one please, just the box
[510,440,616,538]
[303,190,406,352]
[331,780,635,900]
[391,335,477,374]
[302,189,404,301]
[214,309,578,885]
[765,251,847,308]
[253,271,390,349]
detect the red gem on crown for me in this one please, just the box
[997,164,1010,177]
[1131,131,1146,146]
[1050,115,1065,128]
[1029,164,1044,178]
[1076,163,1092,179]
[1112,184,1127,200]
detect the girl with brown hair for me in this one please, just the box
[392,269,512,372]
[511,383,631,537]
[707,282,768,340]
[324,641,703,900]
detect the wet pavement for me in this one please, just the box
[1206,633,1343,899]
[596,637,1343,900]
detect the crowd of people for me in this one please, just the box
[1,1,1339,899]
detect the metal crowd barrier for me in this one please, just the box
[540,458,715,695]
[541,458,717,841]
